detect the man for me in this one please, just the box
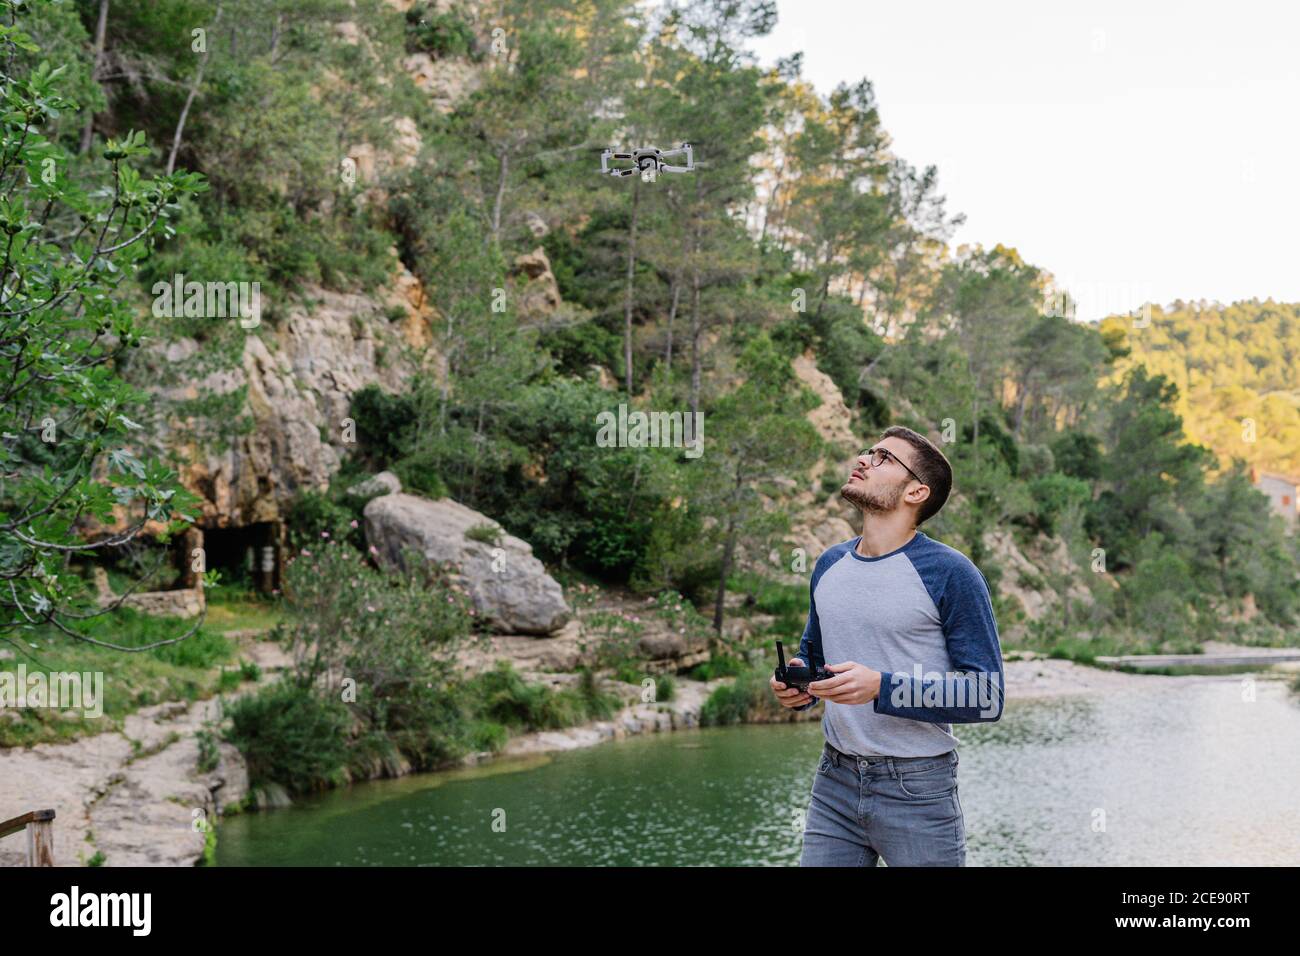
[770,425,1004,866]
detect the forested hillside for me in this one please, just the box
[1101,301,1300,480]
[3,0,1298,741]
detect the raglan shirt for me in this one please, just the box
[793,531,1005,757]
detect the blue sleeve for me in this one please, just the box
[873,558,1005,723]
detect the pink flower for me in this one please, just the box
[301,548,312,556]
[368,545,379,555]
[321,531,330,539]
[350,520,359,529]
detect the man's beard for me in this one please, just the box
[840,476,906,515]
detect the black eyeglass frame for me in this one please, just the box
[861,446,926,486]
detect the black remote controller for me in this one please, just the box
[774,640,835,692]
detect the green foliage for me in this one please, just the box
[465,523,502,546]
[404,4,480,60]
[224,681,353,793]
[1102,301,1300,479]
[700,661,791,726]
[1027,473,1091,536]
[285,488,365,552]
[196,724,221,773]
[464,660,621,732]
[1051,430,1103,480]
[0,15,204,639]
[687,655,746,681]
[655,673,676,702]
[348,385,418,472]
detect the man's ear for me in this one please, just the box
[908,484,931,507]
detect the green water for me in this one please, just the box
[216,675,1300,866]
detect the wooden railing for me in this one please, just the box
[0,809,55,866]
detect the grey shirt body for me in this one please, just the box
[795,531,1005,757]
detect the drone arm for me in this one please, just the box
[659,144,694,171]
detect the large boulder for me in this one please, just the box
[364,493,570,635]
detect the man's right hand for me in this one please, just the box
[771,658,815,709]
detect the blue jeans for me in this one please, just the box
[799,741,966,866]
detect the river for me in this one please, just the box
[215,674,1300,865]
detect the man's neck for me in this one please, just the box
[856,513,918,557]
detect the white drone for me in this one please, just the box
[598,143,695,183]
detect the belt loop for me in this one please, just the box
[885,756,897,778]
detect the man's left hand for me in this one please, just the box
[807,661,881,705]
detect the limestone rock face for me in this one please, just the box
[148,267,432,528]
[403,52,481,113]
[364,493,570,635]
[511,246,562,321]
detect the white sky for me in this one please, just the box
[745,0,1300,321]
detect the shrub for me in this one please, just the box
[699,664,785,725]
[655,673,676,702]
[405,5,480,60]
[285,488,364,551]
[465,523,502,546]
[224,682,353,793]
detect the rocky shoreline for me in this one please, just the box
[4,646,1294,867]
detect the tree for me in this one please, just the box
[683,332,821,639]
[0,6,204,650]
[930,244,1042,467]
[1088,366,1213,570]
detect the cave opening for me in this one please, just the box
[200,521,283,594]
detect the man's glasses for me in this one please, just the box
[861,446,925,486]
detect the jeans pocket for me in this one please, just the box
[895,763,957,799]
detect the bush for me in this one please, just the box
[465,523,502,545]
[465,661,620,731]
[349,384,418,472]
[392,448,449,499]
[222,540,478,778]
[224,682,352,793]
[405,5,480,60]
[1027,473,1091,536]
[687,656,747,681]
[285,489,364,551]
[655,674,676,702]
[699,664,786,725]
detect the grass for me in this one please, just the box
[0,607,237,748]
[465,661,622,733]
[464,523,502,546]
[201,585,282,634]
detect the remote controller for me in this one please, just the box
[774,640,835,692]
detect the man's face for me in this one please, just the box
[840,437,920,515]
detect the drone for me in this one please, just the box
[598,143,695,183]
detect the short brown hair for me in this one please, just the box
[881,425,952,526]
